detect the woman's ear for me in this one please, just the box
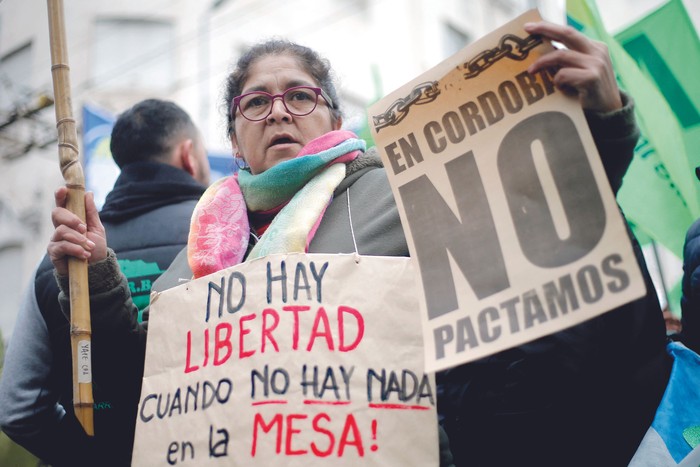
[230,131,240,156]
[333,116,343,131]
[230,132,248,169]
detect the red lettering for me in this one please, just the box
[310,413,334,457]
[261,308,280,353]
[338,414,364,457]
[307,307,333,351]
[239,313,256,358]
[251,412,365,458]
[184,330,199,373]
[283,306,310,350]
[338,306,364,351]
[251,413,283,456]
[186,305,364,369]
[285,414,308,455]
[203,328,209,367]
[214,323,232,365]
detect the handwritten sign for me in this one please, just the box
[368,9,646,372]
[132,254,438,466]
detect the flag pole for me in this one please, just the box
[46,0,94,436]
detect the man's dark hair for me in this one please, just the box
[110,99,196,168]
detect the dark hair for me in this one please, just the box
[223,39,342,135]
[110,99,197,168]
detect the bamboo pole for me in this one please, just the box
[46,0,94,436]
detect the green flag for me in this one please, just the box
[615,0,700,223]
[567,0,696,258]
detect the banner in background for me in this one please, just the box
[82,103,117,210]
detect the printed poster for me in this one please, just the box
[132,254,438,466]
[368,9,646,372]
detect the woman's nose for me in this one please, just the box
[267,97,291,122]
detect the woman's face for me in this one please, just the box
[231,54,341,175]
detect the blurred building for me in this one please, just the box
[0,0,545,340]
[0,0,697,340]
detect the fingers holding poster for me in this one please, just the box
[132,254,438,466]
[368,9,646,372]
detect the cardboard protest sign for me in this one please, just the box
[368,9,646,372]
[132,254,437,466]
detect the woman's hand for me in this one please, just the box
[48,187,107,276]
[524,21,622,113]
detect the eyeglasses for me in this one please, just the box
[230,86,334,122]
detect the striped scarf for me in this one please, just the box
[187,130,365,278]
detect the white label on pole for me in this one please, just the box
[77,340,92,383]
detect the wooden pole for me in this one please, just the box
[46,0,94,436]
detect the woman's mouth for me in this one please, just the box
[269,135,296,147]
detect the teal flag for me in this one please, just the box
[615,0,700,228]
[566,0,696,259]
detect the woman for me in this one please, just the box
[49,21,669,466]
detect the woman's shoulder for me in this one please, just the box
[337,147,386,193]
[348,146,383,173]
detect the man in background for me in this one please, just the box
[0,98,210,466]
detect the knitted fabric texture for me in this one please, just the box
[187,130,365,278]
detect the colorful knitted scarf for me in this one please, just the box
[187,130,366,278]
